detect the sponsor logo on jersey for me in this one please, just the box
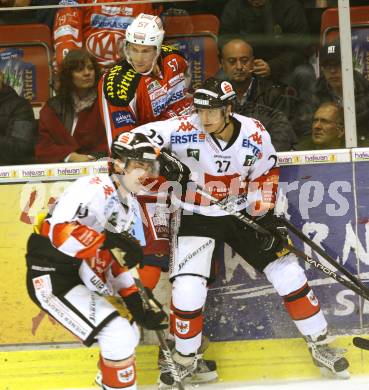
[118,366,135,383]
[103,185,115,199]
[86,30,125,61]
[175,319,190,335]
[54,25,79,40]
[112,110,135,128]
[204,173,241,200]
[252,119,266,132]
[152,89,185,116]
[177,120,198,132]
[147,79,162,93]
[243,155,256,166]
[242,139,262,158]
[168,73,184,87]
[249,131,263,145]
[101,5,122,16]
[90,14,133,30]
[187,148,200,161]
[170,133,205,144]
[149,86,167,101]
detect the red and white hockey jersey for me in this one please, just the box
[41,174,139,296]
[53,0,162,68]
[133,113,279,217]
[99,45,192,142]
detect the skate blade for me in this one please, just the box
[190,370,218,384]
[319,367,350,380]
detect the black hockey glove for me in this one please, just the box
[255,212,288,253]
[103,230,143,269]
[158,148,191,185]
[123,289,168,330]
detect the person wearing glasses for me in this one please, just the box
[312,41,369,144]
[296,101,345,150]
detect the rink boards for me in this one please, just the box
[2,148,369,388]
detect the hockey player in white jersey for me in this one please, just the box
[132,78,350,387]
[25,133,168,390]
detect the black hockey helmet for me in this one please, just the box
[193,77,236,109]
[111,132,159,175]
[112,132,157,161]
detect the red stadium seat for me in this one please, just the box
[0,23,53,106]
[163,14,220,90]
[320,6,369,80]
[321,6,369,43]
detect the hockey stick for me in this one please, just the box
[130,267,186,390]
[194,185,369,301]
[280,216,369,292]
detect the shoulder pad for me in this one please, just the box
[160,45,183,59]
[103,61,141,106]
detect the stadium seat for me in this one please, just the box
[0,23,53,106]
[320,6,369,79]
[321,6,369,43]
[163,14,220,90]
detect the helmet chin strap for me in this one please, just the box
[124,43,160,76]
[212,107,230,137]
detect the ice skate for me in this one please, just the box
[158,336,218,388]
[305,330,350,379]
[158,350,197,389]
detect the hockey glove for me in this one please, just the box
[123,290,168,330]
[103,230,143,269]
[158,148,191,185]
[255,212,288,253]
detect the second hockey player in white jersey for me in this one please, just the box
[26,133,168,390]
[132,78,350,388]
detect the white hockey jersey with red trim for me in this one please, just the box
[133,113,279,217]
[45,174,137,259]
[53,0,162,68]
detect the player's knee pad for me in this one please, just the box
[99,354,136,389]
[283,282,321,321]
[171,275,207,342]
[97,316,139,361]
[263,253,307,296]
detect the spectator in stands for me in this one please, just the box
[219,38,297,151]
[53,0,162,69]
[220,0,315,101]
[296,101,345,150]
[312,40,369,143]
[0,0,59,29]
[0,69,36,165]
[35,49,108,163]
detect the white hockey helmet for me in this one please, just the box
[125,13,164,51]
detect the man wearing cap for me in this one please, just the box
[312,40,369,143]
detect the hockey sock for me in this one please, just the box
[99,354,136,390]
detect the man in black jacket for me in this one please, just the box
[220,0,315,99]
[219,38,297,151]
[0,70,37,165]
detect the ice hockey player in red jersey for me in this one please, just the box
[25,132,168,390]
[99,12,192,297]
[132,78,350,388]
[99,12,192,142]
[53,0,162,69]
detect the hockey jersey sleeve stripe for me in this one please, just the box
[52,222,105,259]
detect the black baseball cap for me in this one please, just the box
[320,41,341,65]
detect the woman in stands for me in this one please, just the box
[35,49,108,163]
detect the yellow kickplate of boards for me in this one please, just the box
[0,335,368,390]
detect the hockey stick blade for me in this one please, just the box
[353,337,369,350]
